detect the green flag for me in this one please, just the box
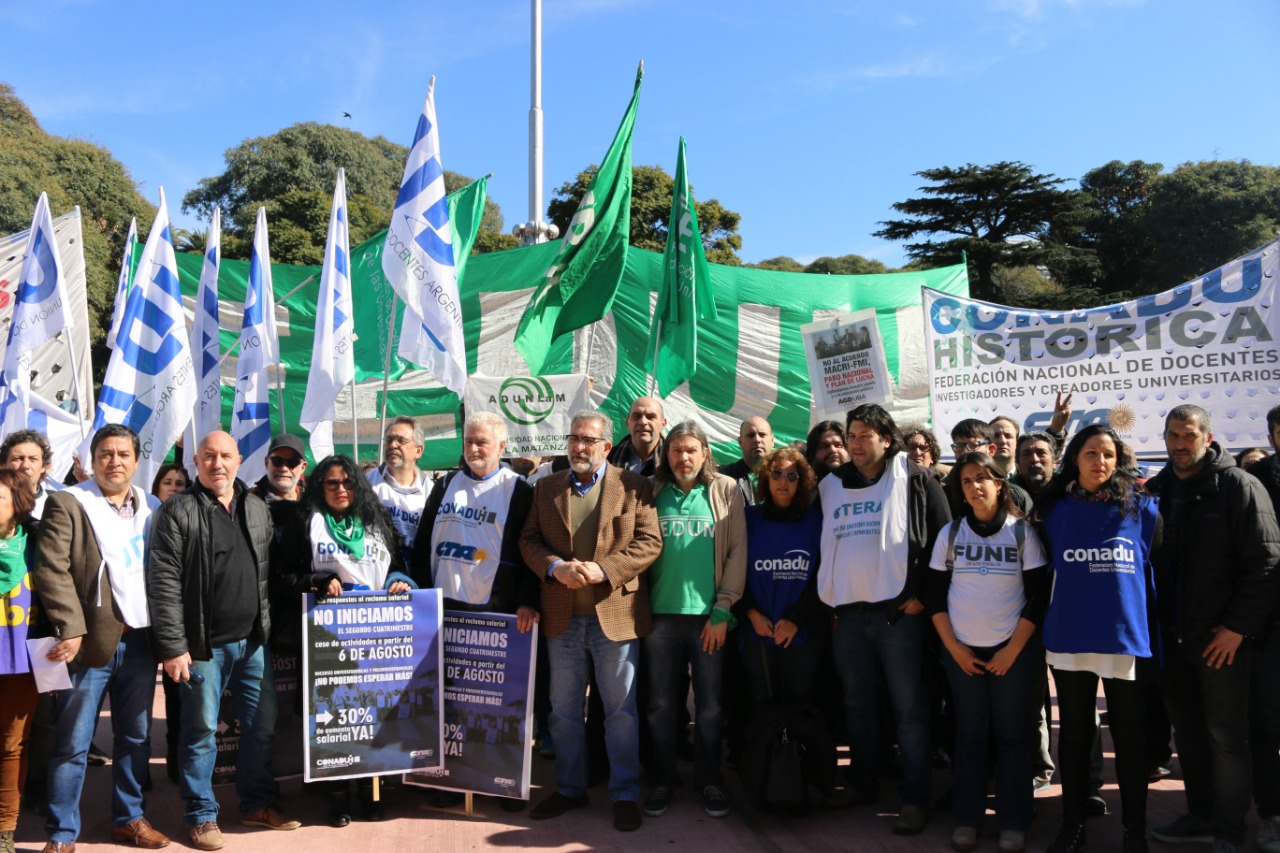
[514,63,643,373]
[645,137,718,396]
[447,175,489,282]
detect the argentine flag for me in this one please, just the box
[88,187,197,486]
[0,191,70,436]
[300,170,356,461]
[382,76,467,395]
[231,207,280,484]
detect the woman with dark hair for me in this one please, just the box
[1033,425,1160,853]
[274,455,413,826]
[1236,447,1269,469]
[902,425,948,481]
[738,446,824,710]
[0,469,39,853]
[151,464,190,502]
[926,453,1048,853]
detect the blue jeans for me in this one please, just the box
[645,614,724,789]
[546,615,640,801]
[180,636,278,824]
[46,630,155,843]
[942,638,1035,830]
[831,608,932,807]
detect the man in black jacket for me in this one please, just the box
[607,396,666,477]
[1147,405,1280,852]
[147,431,300,850]
[718,416,773,505]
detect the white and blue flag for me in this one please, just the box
[0,191,70,436]
[191,208,223,446]
[231,207,280,484]
[382,76,467,395]
[106,217,138,351]
[300,170,356,461]
[88,187,197,486]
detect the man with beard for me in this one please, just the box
[989,416,1019,477]
[1012,431,1058,497]
[608,397,666,477]
[805,420,850,481]
[520,411,661,832]
[366,417,429,563]
[719,417,773,505]
[250,434,307,514]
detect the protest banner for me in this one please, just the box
[801,309,893,419]
[404,611,537,800]
[212,652,305,784]
[303,589,444,782]
[462,374,591,457]
[923,239,1280,458]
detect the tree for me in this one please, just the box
[748,256,805,272]
[0,82,154,374]
[1063,159,1164,296]
[874,161,1092,301]
[547,164,744,265]
[183,122,509,264]
[1138,159,1280,292]
[804,254,889,275]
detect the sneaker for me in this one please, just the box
[643,785,672,817]
[1258,815,1280,853]
[702,785,730,819]
[240,804,301,831]
[1148,765,1173,783]
[1047,818,1087,853]
[951,825,979,852]
[1085,793,1108,817]
[87,742,111,766]
[893,804,928,835]
[998,829,1026,852]
[1033,772,1053,794]
[187,822,224,852]
[1151,814,1214,845]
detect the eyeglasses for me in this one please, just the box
[769,469,799,483]
[268,455,303,469]
[322,479,357,492]
[565,434,606,447]
[952,441,989,453]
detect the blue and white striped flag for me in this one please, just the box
[300,170,356,461]
[106,217,138,351]
[0,191,70,436]
[382,76,467,395]
[231,207,279,484]
[87,187,197,486]
[191,208,223,444]
[25,389,83,482]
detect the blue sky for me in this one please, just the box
[3,0,1278,267]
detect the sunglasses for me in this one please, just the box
[268,455,303,468]
[322,479,357,492]
[769,469,799,483]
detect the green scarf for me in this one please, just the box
[0,525,29,597]
[324,511,365,560]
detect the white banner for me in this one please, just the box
[923,239,1280,459]
[463,374,591,458]
[801,309,893,420]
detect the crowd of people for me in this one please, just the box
[0,393,1278,853]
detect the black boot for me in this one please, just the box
[328,790,352,828]
[360,778,385,821]
[1122,826,1149,853]
[1047,818,1087,853]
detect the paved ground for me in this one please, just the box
[11,682,1269,852]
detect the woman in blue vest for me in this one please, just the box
[0,469,42,853]
[739,446,824,709]
[926,453,1049,853]
[1033,425,1159,853]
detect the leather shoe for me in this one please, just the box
[40,844,76,853]
[530,791,589,820]
[613,800,642,832]
[111,818,170,848]
[187,822,224,851]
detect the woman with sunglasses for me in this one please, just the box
[1033,425,1160,853]
[738,447,824,710]
[926,453,1049,853]
[274,455,413,825]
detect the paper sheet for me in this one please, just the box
[25,637,73,692]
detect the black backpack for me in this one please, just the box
[738,689,837,812]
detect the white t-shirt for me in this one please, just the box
[928,515,1047,647]
[366,465,428,548]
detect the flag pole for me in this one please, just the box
[349,376,359,463]
[66,206,88,438]
[274,368,287,434]
[378,296,398,463]
[648,317,661,396]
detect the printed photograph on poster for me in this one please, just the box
[462,374,591,458]
[801,309,893,419]
[302,588,444,782]
[404,611,537,801]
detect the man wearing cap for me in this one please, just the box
[367,417,430,564]
[250,434,307,509]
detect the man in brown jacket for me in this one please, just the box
[520,410,662,832]
[34,424,168,852]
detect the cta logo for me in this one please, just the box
[437,541,488,562]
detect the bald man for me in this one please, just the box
[148,430,300,849]
[717,417,774,505]
[608,397,667,477]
